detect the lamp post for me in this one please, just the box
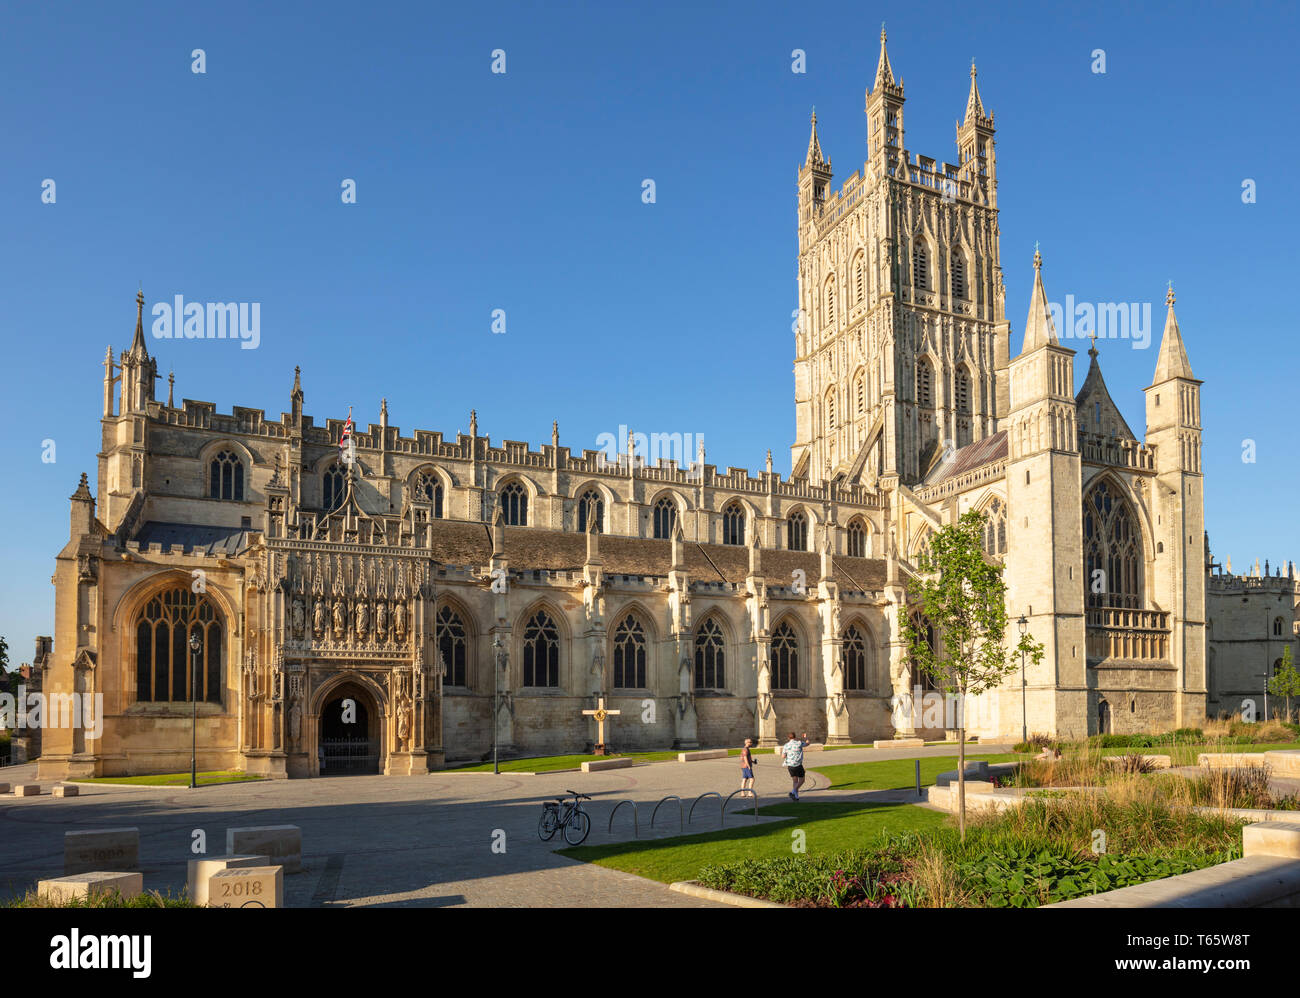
[188,631,201,789]
[492,634,503,775]
[1017,615,1028,744]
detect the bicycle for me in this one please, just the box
[538,790,592,845]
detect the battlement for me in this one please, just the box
[1208,570,1299,594]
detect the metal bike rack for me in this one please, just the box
[688,791,722,824]
[722,788,758,825]
[651,795,683,833]
[608,799,639,838]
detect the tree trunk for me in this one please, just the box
[957,699,966,843]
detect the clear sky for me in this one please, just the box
[1,0,1296,665]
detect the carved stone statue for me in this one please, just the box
[375,601,388,641]
[291,597,305,638]
[397,696,411,745]
[393,600,407,640]
[289,700,302,744]
[313,598,326,639]
[332,599,346,639]
[355,601,370,639]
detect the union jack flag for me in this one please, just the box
[339,409,354,463]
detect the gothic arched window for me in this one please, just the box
[847,518,867,558]
[956,370,972,415]
[722,502,745,546]
[652,496,678,540]
[210,450,244,501]
[787,511,808,552]
[842,623,869,690]
[135,588,223,703]
[913,243,928,291]
[577,489,604,534]
[612,613,647,689]
[1083,480,1144,609]
[522,610,559,687]
[825,279,836,327]
[854,256,865,305]
[1273,617,1285,637]
[415,470,444,518]
[772,621,800,690]
[982,498,1007,556]
[826,390,837,431]
[500,481,528,526]
[951,249,966,299]
[436,605,467,687]
[694,617,726,690]
[322,462,346,511]
[916,358,933,408]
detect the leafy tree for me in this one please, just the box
[1267,645,1300,722]
[899,510,1044,840]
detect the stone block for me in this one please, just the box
[677,749,729,762]
[1198,753,1268,769]
[188,855,271,907]
[934,761,990,786]
[580,757,635,772]
[1103,754,1172,769]
[206,866,284,908]
[874,738,925,749]
[1264,751,1300,779]
[37,872,144,905]
[14,784,40,797]
[0,783,9,794]
[65,828,139,876]
[52,785,79,798]
[225,826,301,873]
[1243,821,1300,860]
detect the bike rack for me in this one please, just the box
[651,795,683,833]
[721,788,758,825]
[608,799,639,838]
[688,791,722,824]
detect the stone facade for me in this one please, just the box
[1205,559,1300,718]
[36,36,1211,779]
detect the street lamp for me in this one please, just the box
[188,631,201,789]
[492,634,504,775]
[1017,615,1028,745]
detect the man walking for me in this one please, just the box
[780,731,810,800]
[739,737,756,792]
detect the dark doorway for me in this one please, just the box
[319,684,380,775]
[1097,699,1112,735]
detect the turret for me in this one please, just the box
[797,109,833,245]
[955,62,997,207]
[865,26,905,175]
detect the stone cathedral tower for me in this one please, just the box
[792,29,1010,488]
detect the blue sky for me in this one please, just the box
[1,0,1296,663]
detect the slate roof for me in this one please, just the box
[920,430,1008,488]
[134,521,254,556]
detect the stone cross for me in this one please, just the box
[582,697,621,754]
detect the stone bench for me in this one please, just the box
[677,749,729,762]
[935,761,990,786]
[0,783,9,795]
[65,828,139,875]
[13,784,40,797]
[1243,820,1300,859]
[1264,750,1300,778]
[188,854,271,907]
[1103,754,1172,769]
[53,785,79,797]
[207,866,284,908]
[873,738,925,749]
[37,872,143,905]
[580,757,635,773]
[226,826,301,873]
[1198,753,1270,769]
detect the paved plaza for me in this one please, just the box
[0,744,1007,908]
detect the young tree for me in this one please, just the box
[1267,645,1300,722]
[898,510,1044,841]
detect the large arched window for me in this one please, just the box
[577,489,604,534]
[1274,617,1286,637]
[913,243,928,291]
[1083,480,1143,609]
[522,610,559,687]
[652,496,678,540]
[135,587,223,703]
[842,623,869,691]
[722,502,745,546]
[612,613,647,689]
[322,462,347,511]
[436,604,467,687]
[847,518,867,558]
[414,470,444,518]
[500,481,528,526]
[772,621,800,690]
[982,498,1007,557]
[210,450,245,501]
[694,617,725,690]
[787,511,808,552]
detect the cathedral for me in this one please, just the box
[37,33,1209,779]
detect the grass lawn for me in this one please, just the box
[812,753,1021,792]
[558,801,944,884]
[446,750,685,773]
[69,770,265,787]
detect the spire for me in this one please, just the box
[167,370,174,408]
[129,288,149,360]
[291,365,302,400]
[805,108,827,167]
[551,420,559,448]
[1019,245,1058,354]
[1153,282,1194,382]
[963,61,986,124]
[874,24,895,90]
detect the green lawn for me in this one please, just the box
[69,770,266,787]
[559,801,945,884]
[812,753,1020,792]
[446,750,685,773]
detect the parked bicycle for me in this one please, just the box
[538,790,592,845]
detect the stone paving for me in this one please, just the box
[0,743,1006,908]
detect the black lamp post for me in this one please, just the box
[492,635,503,776]
[1017,615,1028,744]
[189,631,201,789]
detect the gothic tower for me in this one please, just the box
[792,31,1008,489]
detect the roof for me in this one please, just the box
[921,431,1008,487]
[134,521,254,556]
[1075,349,1137,440]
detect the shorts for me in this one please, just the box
[787,764,805,779]
[740,768,753,779]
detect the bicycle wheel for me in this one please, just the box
[562,808,591,845]
[538,807,559,841]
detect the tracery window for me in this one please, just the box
[772,621,800,690]
[787,511,808,552]
[1083,480,1143,609]
[982,498,1007,556]
[322,462,346,511]
[522,610,559,687]
[414,470,445,518]
[847,519,867,558]
[135,588,223,703]
[612,614,647,689]
[722,501,745,546]
[694,617,725,689]
[210,450,244,501]
[652,496,678,540]
[913,243,928,291]
[577,489,604,534]
[436,605,467,687]
[501,481,528,526]
[917,358,933,408]
[951,249,966,299]
[842,623,869,691]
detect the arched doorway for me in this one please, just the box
[1097,699,1112,736]
[318,681,381,775]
